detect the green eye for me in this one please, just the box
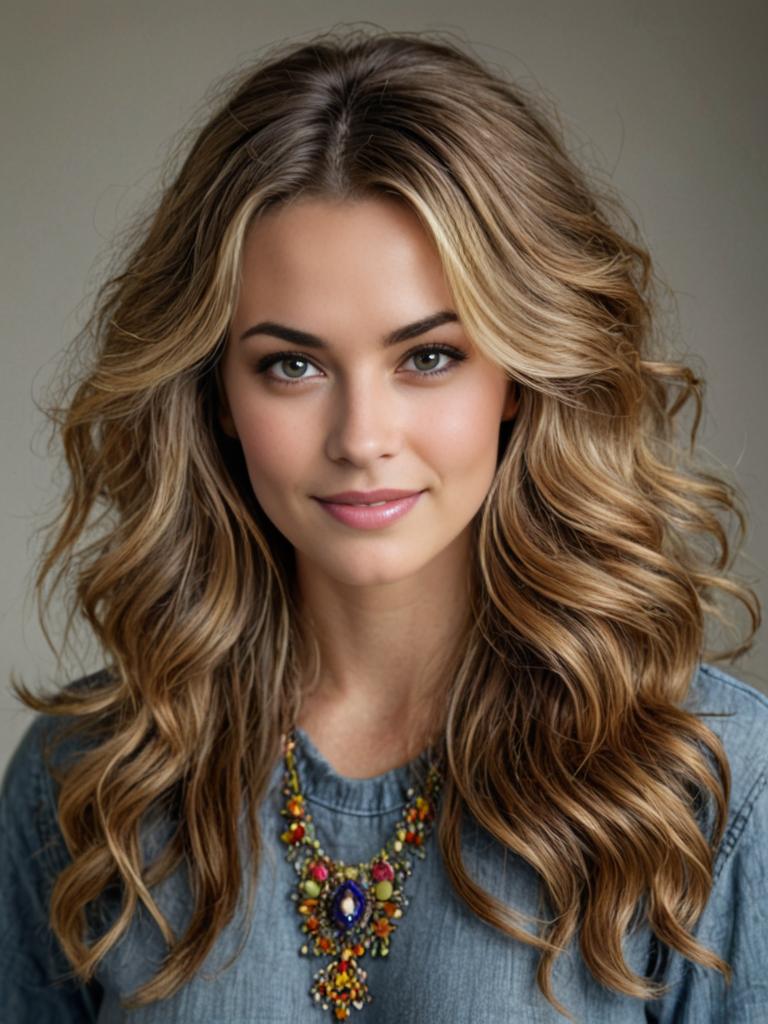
[411,350,443,372]
[279,356,313,379]
[255,343,466,387]
[256,353,323,383]
[402,344,467,376]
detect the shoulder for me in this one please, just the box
[684,661,768,870]
[0,671,109,1020]
[1,668,113,850]
[684,661,768,784]
[685,660,768,723]
[1,712,61,867]
[641,665,768,1016]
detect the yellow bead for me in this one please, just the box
[396,829,406,841]
[374,880,393,901]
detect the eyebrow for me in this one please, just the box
[238,309,460,349]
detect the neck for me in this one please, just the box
[292,539,473,776]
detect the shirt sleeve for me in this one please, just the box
[645,762,768,1023]
[0,714,104,1023]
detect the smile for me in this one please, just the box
[314,492,424,530]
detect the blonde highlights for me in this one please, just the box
[15,28,759,1018]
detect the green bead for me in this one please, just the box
[303,879,321,897]
[374,880,393,901]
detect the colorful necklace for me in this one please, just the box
[279,729,444,1020]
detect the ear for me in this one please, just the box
[501,380,521,422]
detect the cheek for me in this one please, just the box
[234,402,308,488]
[421,383,504,476]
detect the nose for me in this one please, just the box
[323,372,402,466]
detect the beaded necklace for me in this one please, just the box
[279,729,444,1020]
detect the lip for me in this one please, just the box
[315,489,422,504]
[313,490,425,530]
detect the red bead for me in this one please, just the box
[371,860,395,882]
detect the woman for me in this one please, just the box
[1,27,765,1024]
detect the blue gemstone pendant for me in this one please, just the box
[279,730,443,1019]
[330,879,370,930]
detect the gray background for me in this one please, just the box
[2,1,766,775]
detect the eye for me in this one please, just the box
[402,344,465,376]
[254,353,324,384]
[253,343,466,387]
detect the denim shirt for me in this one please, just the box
[1,661,767,1023]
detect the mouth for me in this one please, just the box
[313,491,424,530]
[315,489,424,505]
[322,498,403,507]
[340,499,389,507]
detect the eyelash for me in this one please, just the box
[253,344,467,387]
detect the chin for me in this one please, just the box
[303,546,431,588]
[327,563,417,588]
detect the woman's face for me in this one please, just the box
[220,196,518,588]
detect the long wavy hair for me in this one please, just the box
[14,26,760,1019]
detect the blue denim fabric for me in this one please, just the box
[1,662,767,1023]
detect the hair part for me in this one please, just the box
[15,26,760,1019]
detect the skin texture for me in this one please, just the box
[219,196,519,776]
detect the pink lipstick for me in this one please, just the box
[313,489,424,530]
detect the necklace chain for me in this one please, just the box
[279,729,444,1019]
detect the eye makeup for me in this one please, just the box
[253,343,467,387]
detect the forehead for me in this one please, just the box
[234,197,454,326]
